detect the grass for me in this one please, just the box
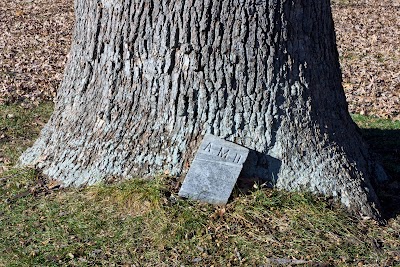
[352,114,400,130]
[0,103,399,266]
[0,102,53,169]
[352,114,400,178]
[352,114,400,220]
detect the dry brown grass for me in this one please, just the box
[0,2,399,265]
[1,169,399,266]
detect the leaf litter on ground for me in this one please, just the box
[0,0,399,120]
[0,1,399,265]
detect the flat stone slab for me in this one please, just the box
[178,134,249,205]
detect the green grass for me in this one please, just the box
[352,114,400,130]
[0,103,399,266]
[2,168,399,266]
[352,114,400,176]
[0,102,53,168]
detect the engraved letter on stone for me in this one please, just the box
[178,134,249,205]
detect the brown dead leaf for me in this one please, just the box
[210,207,226,220]
[15,10,24,17]
[47,179,61,190]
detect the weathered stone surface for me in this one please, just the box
[178,134,249,205]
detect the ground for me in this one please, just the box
[0,0,399,266]
[333,0,400,119]
[0,0,399,119]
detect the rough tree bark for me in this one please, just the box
[20,0,387,219]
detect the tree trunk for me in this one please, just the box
[20,0,387,219]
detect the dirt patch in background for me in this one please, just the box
[0,0,399,119]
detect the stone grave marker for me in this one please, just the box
[178,134,249,205]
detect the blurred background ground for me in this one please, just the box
[0,0,399,119]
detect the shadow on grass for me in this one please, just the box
[360,128,400,220]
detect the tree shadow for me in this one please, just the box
[360,128,400,220]
[234,128,400,220]
[234,150,281,195]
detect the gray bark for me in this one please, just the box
[20,0,387,219]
